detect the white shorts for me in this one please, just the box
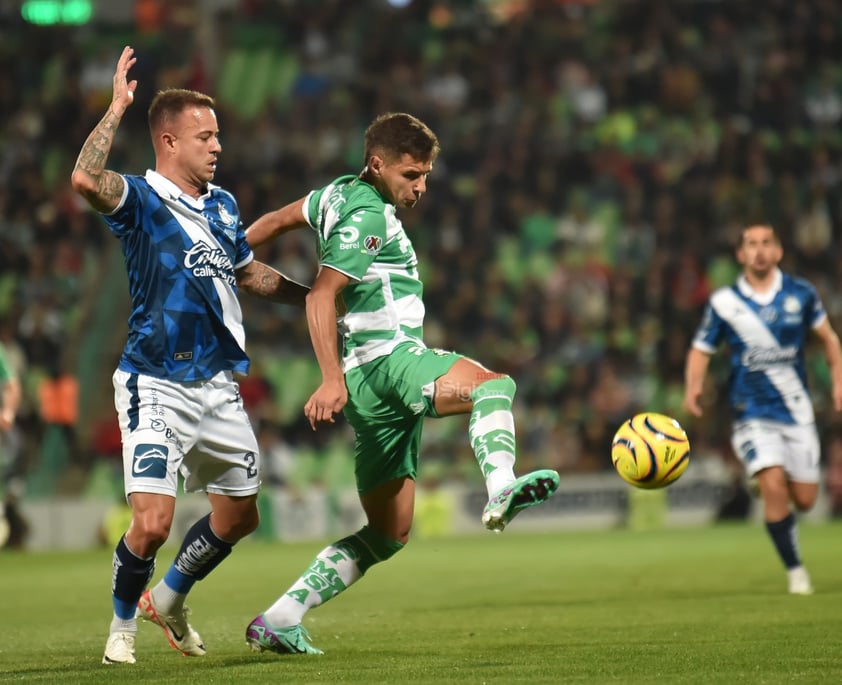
[113,369,260,499]
[731,419,820,483]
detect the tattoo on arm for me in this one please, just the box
[73,109,125,210]
[238,261,309,307]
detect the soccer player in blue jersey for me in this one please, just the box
[240,112,560,655]
[684,224,842,595]
[71,47,309,665]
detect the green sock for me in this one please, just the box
[469,376,518,496]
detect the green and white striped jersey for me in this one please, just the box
[304,174,425,371]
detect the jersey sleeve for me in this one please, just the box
[691,300,724,354]
[101,174,140,238]
[229,198,253,270]
[806,281,828,329]
[321,207,387,282]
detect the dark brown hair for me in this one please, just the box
[363,113,440,165]
[739,223,780,247]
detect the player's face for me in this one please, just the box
[170,106,222,186]
[373,153,433,209]
[737,226,782,276]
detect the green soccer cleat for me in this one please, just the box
[482,469,560,532]
[246,615,323,655]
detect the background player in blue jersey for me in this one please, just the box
[71,47,309,665]
[684,224,842,595]
[240,112,560,655]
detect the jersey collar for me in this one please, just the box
[144,170,218,209]
[736,268,782,305]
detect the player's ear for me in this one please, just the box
[160,130,177,154]
[368,154,384,176]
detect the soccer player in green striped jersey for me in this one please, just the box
[243,113,560,655]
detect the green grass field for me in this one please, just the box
[1,521,840,684]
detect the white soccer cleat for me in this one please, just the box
[787,566,814,595]
[102,631,136,664]
[137,589,207,656]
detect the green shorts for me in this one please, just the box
[343,341,462,495]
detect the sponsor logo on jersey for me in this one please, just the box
[131,444,168,478]
[759,306,778,323]
[741,345,797,371]
[338,226,360,250]
[363,235,382,255]
[183,241,236,285]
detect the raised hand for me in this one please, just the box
[111,45,138,117]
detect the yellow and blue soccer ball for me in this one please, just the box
[611,412,690,489]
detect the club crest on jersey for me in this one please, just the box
[783,296,801,314]
[363,235,382,255]
[218,202,235,226]
[217,203,237,241]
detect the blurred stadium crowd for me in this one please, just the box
[1,0,842,514]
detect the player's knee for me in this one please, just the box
[787,480,818,513]
[127,511,172,554]
[791,492,817,512]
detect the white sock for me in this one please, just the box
[110,615,137,634]
[470,406,517,497]
[263,543,363,627]
[150,581,186,615]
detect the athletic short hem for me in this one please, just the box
[358,470,416,497]
[204,486,260,497]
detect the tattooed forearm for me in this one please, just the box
[71,108,125,212]
[238,261,309,306]
[74,109,120,180]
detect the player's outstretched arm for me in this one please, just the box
[303,266,350,430]
[683,347,711,418]
[813,318,842,412]
[245,197,309,248]
[70,45,137,214]
[236,260,310,306]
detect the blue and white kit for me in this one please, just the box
[104,170,260,497]
[691,269,824,481]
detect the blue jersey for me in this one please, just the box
[691,269,825,425]
[103,170,254,382]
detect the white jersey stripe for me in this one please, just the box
[165,198,246,352]
[711,289,813,423]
